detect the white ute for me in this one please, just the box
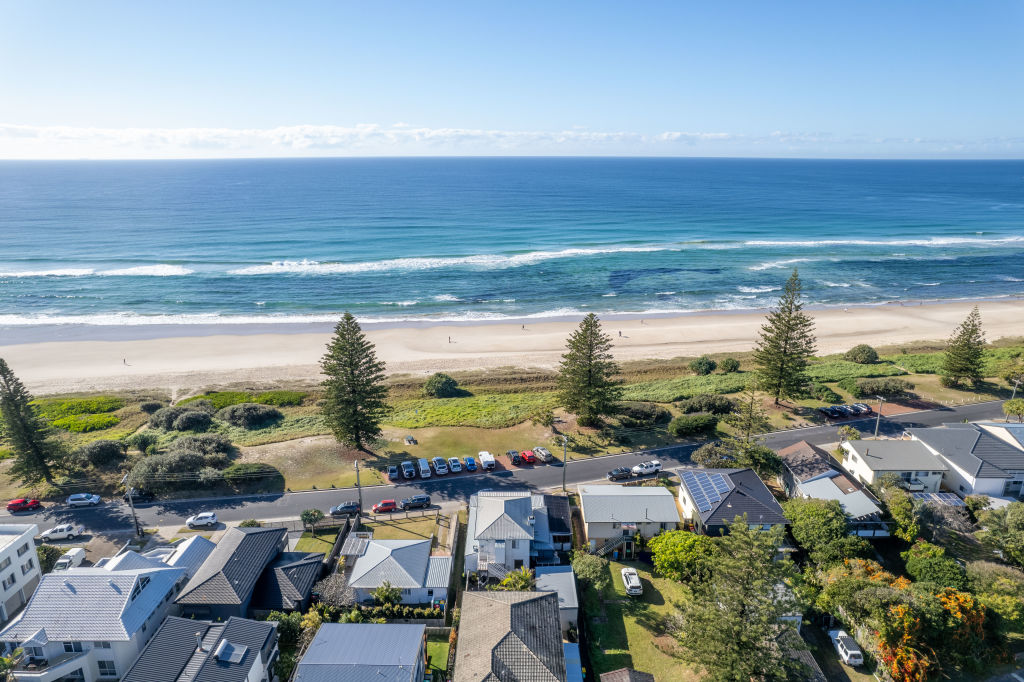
[40,524,85,541]
[631,460,662,476]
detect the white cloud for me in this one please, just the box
[0,122,1021,159]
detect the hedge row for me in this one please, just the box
[34,396,125,419]
[179,390,306,410]
[51,413,120,432]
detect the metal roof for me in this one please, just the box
[577,485,680,524]
[676,468,788,528]
[798,475,882,520]
[535,566,578,611]
[909,424,1024,479]
[475,495,534,541]
[176,527,286,606]
[348,539,432,589]
[844,439,946,472]
[776,441,836,483]
[564,643,584,682]
[294,623,425,682]
[164,535,216,577]
[425,556,453,589]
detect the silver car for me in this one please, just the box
[186,512,218,529]
[66,493,101,507]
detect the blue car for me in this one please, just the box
[464,456,477,472]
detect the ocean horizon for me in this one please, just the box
[1,157,1022,339]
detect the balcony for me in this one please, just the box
[13,650,88,680]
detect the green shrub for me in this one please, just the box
[689,355,717,376]
[617,401,672,424]
[844,344,879,364]
[238,519,262,528]
[139,401,165,414]
[129,451,206,490]
[804,360,906,382]
[423,372,460,398]
[171,410,212,432]
[837,377,861,397]
[253,390,307,406]
[621,373,749,402]
[168,434,235,466]
[217,403,283,429]
[222,462,278,482]
[52,413,120,432]
[804,382,842,403]
[857,377,914,399]
[719,357,741,373]
[668,413,719,437]
[939,374,957,388]
[33,396,125,419]
[882,351,945,374]
[126,431,159,453]
[149,405,193,430]
[677,394,735,415]
[77,439,126,467]
[179,391,253,410]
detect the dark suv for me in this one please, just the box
[606,467,633,481]
[400,495,431,510]
[123,488,155,503]
[329,500,361,517]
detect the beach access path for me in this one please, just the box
[4,400,1006,534]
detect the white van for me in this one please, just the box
[478,451,496,471]
[417,458,432,479]
[53,547,86,571]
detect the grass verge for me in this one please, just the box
[295,529,339,554]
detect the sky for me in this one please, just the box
[1,1,1022,159]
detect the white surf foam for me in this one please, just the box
[747,257,817,271]
[737,285,781,293]
[745,236,1024,248]
[0,268,96,277]
[99,264,194,276]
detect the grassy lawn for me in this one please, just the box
[583,559,701,681]
[362,515,438,541]
[238,438,385,491]
[387,392,558,429]
[426,635,450,678]
[294,528,339,554]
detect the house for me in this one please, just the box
[0,525,41,625]
[122,616,278,682]
[0,558,185,682]
[908,422,1024,498]
[454,591,566,681]
[346,538,452,605]
[577,485,680,555]
[777,441,888,537]
[465,491,572,581]
[535,566,578,634]
[841,439,946,492]
[176,526,323,620]
[293,623,426,682]
[599,670,655,682]
[132,535,216,579]
[677,468,788,535]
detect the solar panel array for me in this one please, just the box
[682,470,732,513]
[911,492,966,507]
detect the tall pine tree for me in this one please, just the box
[557,313,622,427]
[942,306,985,387]
[0,359,60,483]
[753,269,817,404]
[673,519,808,682]
[320,313,390,450]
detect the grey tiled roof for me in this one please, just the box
[252,552,324,611]
[844,439,945,472]
[348,539,431,589]
[455,591,566,682]
[599,669,655,682]
[910,424,1024,479]
[678,468,788,528]
[578,485,680,523]
[777,441,835,482]
[123,616,276,682]
[294,623,425,682]
[176,526,286,606]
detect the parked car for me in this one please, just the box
[123,488,154,503]
[401,461,417,479]
[400,494,431,510]
[606,466,633,481]
[372,499,398,514]
[621,567,643,596]
[66,493,101,507]
[447,457,462,473]
[508,451,524,466]
[853,402,873,413]
[847,403,865,415]
[836,405,856,417]
[387,465,400,481]
[828,630,864,666]
[53,547,86,571]
[186,512,217,529]
[40,524,85,542]
[6,498,41,512]
[464,456,478,472]
[533,446,554,463]
[520,450,536,464]
[818,406,837,418]
[431,457,449,475]
[478,451,496,470]
[417,458,432,478]
[632,460,662,476]
[329,500,361,517]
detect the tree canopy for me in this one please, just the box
[648,530,716,582]
[321,312,390,450]
[782,497,870,567]
[556,314,622,427]
[753,270,817,404]
[942,306,985,386]
[0,358,62,483]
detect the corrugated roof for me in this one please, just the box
[454,591,566,682]
[563,643,584,682]
[104,550,166,572]
[578,485,680,524]
[425,556,452,589]
[252,552,324,611]
[475,494,534,541]
[844,439,946,472]
[176,527,285,606]
[348,539,430,589]
[777,441,836,483]
[294,623,424,682]
[799,476,882,520]
[166,535,216,577]
[677,468,788,528]
[536,566,578,611]
[911,424,1024,479]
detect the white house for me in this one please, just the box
[0,525,40,626]
[0,555,186,682]
[535,566,578,635]
[841,439,946,492]
[346,538,451,605]
[908,423,1024,498]
[577,485,680,554]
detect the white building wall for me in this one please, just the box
[0,526,41,625]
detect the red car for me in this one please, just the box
[520,450,536,464]
[372,499,397,514]
[7,498,41,512]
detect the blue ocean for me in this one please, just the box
[0,158,1022,336]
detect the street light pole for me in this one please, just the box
[354,460,363,513]
[561,435,569,493]
[1012,379,1021,402]
[874,396,885,438]
[120,474,142,538]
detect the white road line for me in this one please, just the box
[1010,672,1023,682]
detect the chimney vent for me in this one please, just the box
[195,632,204,652]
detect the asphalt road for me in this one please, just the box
[3,400,1007,534]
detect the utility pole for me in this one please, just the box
[1012,379,1021,402]
[561,435,569,493]
[354,459,363,514]
[874,396,885,438]
[120,474,142,538]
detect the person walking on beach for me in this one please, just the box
[618,330,622,337]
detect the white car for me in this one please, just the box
[631,460,662,476]
[621,567,643,596]
[533,446,554,463]
[40,524,85,541]
[66,493,101,507]
[186,512,218,529]
[447,457,463,473]
[828,629,864,666]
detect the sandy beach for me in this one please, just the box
[1,299,1022,396]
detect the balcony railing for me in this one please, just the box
[13,650,90,678]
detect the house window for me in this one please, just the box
[63,642,84,653]
[97,660,117,677]
[20,559,33,575]
[16,544,28,557]
[1,574,15,590]
[510,540,517,549]
[0,558,10,571]
[427,590,434,599]
[93,642,111,649]
[849,453,858,462]
[130,576,150,601]
[141,622,147,633]
[611,522,620,529]
[959,485,966,492]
